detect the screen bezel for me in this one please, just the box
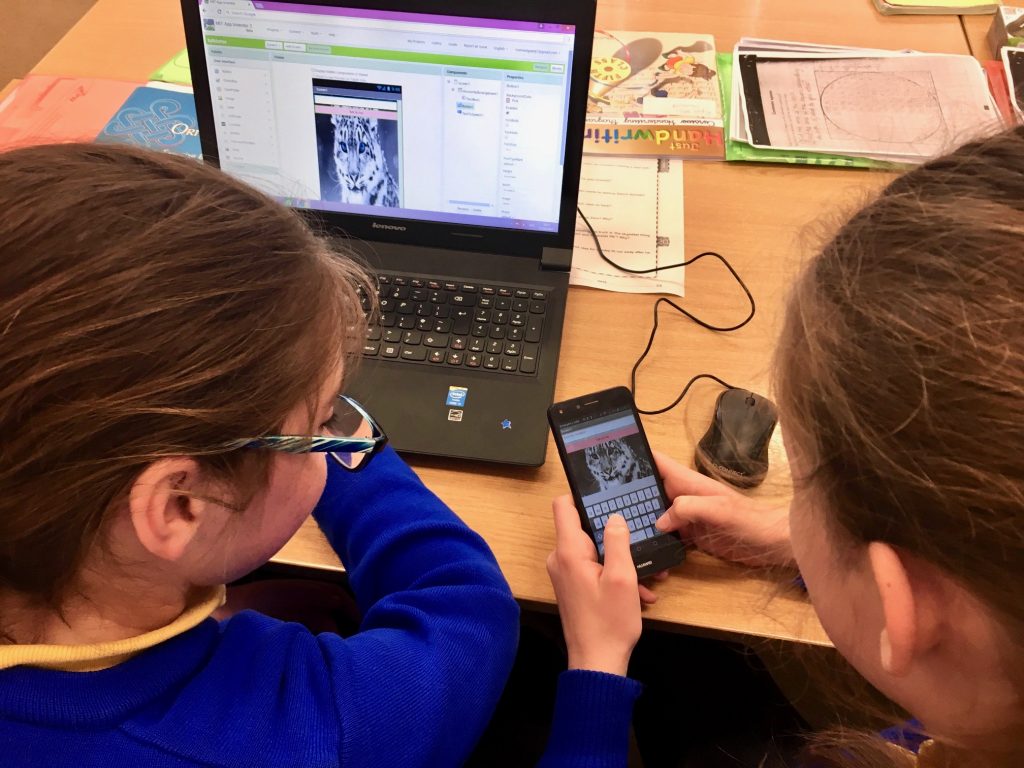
[181,0,596,258]
[548,386,684,572]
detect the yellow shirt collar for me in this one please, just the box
[917,740,962,768]
[0,586,226,672]
[894,739,947,768]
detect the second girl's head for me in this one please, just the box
[775,127,1024,762]
[0,144,371,613]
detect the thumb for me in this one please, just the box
[601,514,636,582]
[656,495,731,533]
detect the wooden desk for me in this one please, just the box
[0,81,20,103]
[26,0,972,646]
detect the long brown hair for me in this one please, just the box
[0,143,371,607]
[775,127,1024,766]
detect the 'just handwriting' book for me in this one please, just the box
[585,31,724,159]
[96,85,201,159]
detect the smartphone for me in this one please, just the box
[548,386,686,578]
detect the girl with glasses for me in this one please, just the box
[0,144,517,767]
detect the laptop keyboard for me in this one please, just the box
[359,273,547,376]
[586,479,664,547]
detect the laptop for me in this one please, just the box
[182,0,596,466]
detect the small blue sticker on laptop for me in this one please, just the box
[446,386,468,407]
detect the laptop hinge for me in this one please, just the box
[541,247,573,271]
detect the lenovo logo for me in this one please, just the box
[372,222,407,232]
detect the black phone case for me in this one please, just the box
[548,386,685,578]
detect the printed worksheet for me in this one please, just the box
[744,53,1001,159]
[571,155,685,296]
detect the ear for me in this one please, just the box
[867,542,941,677]
[128,458,210,562]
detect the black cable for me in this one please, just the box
[577,205,756,414]
[634,368,735,416]
[577,206,758,304]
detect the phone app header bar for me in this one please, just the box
[563,414,639,452]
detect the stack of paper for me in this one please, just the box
[728,38,1004,165]
[576,31,697,294]
[873,0,999,15]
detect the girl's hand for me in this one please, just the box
[546,495,644,677]
[652,451,795,568]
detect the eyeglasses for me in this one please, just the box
[226,395,388,471]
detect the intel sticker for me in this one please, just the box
[446,386,468,407]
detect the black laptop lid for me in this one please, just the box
[182,0,596,256]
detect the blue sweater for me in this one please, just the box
[0,448,520,767]
[540,671,643,768]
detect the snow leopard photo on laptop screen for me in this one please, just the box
[313,79,402,208]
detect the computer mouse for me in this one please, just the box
[694,388,778,489]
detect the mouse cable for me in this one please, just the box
[629,300,744,415]
[577,205,756,415]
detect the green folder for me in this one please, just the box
[884,0,992,5]
[878,0,997,12]
[150,49,192,87]
[717,52,905,169]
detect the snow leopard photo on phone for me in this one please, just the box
[568,435,653,496]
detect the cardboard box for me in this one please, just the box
[989,6,1024,57]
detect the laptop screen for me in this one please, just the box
[197,0,577,233]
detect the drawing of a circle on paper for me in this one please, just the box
[818,72,944,144]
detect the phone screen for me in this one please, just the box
[560,406,667,556]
